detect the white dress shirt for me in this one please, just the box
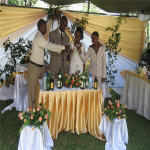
[30,31,65,65]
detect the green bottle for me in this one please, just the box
[57,71,62,89]
[46,71,51,90]
[50,73,54,90]
[80,75,86,89]
[94,76,98,89]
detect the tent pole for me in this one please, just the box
[87,0,90,13]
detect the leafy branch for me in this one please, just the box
[0,38,32,87]
[70,14,88,34]
[105,16,126,86]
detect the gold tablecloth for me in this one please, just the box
[38,89,104,140]
[120,70,149,83]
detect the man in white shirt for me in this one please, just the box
[28,19,69,108]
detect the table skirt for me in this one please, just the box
[38,89,104,139]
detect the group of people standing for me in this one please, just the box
[27,16,106,108]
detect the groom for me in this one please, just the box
[47,16,70,78]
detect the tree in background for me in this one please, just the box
[7,0,19,5]
[7,0,38,7]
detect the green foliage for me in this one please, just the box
[105,16,126,86]
[70,14,88,34]
[7,0,38,6]
[7,0,19,5]
[0,38,32,87]
[46,6,62,21]
[18,103,51,133]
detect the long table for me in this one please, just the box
[37,87,104,140]
[121,70,150,120]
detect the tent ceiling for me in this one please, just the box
[42,0,150,13]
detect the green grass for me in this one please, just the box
[0,90,150,150]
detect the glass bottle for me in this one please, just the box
[57,71,62,89]
[43,72,47,91]
[88,73,93,89]
[83,75,86,89]
[80,76,86,89]
[94,76,98,89]
[47,71,50,91]
[85,76,89,88]
[80,77,84,89]
[50,73,54,90]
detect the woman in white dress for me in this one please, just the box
[69,27,86,74]
[83,31,106,86]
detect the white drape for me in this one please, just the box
[18,122,53,150]
[99,115,128,150]
[121,73,150,120]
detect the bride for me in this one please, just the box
[69,27,86,74]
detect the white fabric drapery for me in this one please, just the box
[121,73,150,120]
[13,64,28,111]
[99,115,128,150]
[1,64,28,113]
[18,122,53,150]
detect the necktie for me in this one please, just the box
[61,32,63,44]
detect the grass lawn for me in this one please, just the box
[0,90,150,150]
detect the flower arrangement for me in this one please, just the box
[104,100,127,121]
[18,104,51,132]
[63,72,80,88]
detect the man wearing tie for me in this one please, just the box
[47,16,70,78]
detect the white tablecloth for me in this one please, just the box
[39,79,111,100]
[99,115,128,150]
[1,64,28,113]
[14,64,28,111]
[121,73,150,120]
[18,122,53,150]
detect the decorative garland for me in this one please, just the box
[0,38,32,87]
[105,16,126,86]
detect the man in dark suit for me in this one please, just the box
[47,16,70,78]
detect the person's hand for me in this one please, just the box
[101,78,106,83]
[77,47,82,54]
[65,45,70,51]
[69,49,74,55]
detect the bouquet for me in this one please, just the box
[104,100,127,121]
[18,103,51,132]
[63,72,80,88]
